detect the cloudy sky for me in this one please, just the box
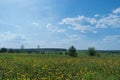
[0,0,120,50]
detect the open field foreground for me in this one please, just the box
[0,53,120,80]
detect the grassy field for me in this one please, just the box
[0,53,120,80]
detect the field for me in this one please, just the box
[0,53,120,80]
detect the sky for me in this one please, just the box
[0,0,120,50]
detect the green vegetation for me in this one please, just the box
[0,48,7,53]
[68,46,77,57]
[88,47,96,56]
[0,53,119,80]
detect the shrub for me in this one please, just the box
[88,47,96,56]
[59,52,63,55]
[68,46,77,57]
[65,52,68,55]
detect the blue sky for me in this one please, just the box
[0,0,120,50]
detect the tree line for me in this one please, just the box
[0,46,97,57]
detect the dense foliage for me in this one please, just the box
[0,48,7,53]
[68,46,77,57]
[88,47,96,56]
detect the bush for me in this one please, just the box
[88,47,96,56]
[65,52,68,55]
[59,52,63,55]
[68,46,77,57]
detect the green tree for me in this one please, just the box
[88,47,96,56]
[0,48,7,53]
[68,46,77,57]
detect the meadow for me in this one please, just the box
[0,53,119,80]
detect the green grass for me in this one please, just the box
[0,53,119,80]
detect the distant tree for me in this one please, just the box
[0,48,7,53]
[16,50,20,53]
[88,47,96,56]
[68,46,77,57]
[8,49,14,53]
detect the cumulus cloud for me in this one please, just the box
[46,24,66,33]
[96,14,120,28]
[60,16,97,33]
[113,7,120,14]
[59,7,120,33]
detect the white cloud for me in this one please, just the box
[60,16,97,25]
[59,7,120,33]
[96,8,120,28]
[113,7,120,14]
[96,14,120,28]
[94,14,100,17]
[60,16,97,33]
[46,24,66,33]
[103,35,120,41]
[0,32,27,43]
